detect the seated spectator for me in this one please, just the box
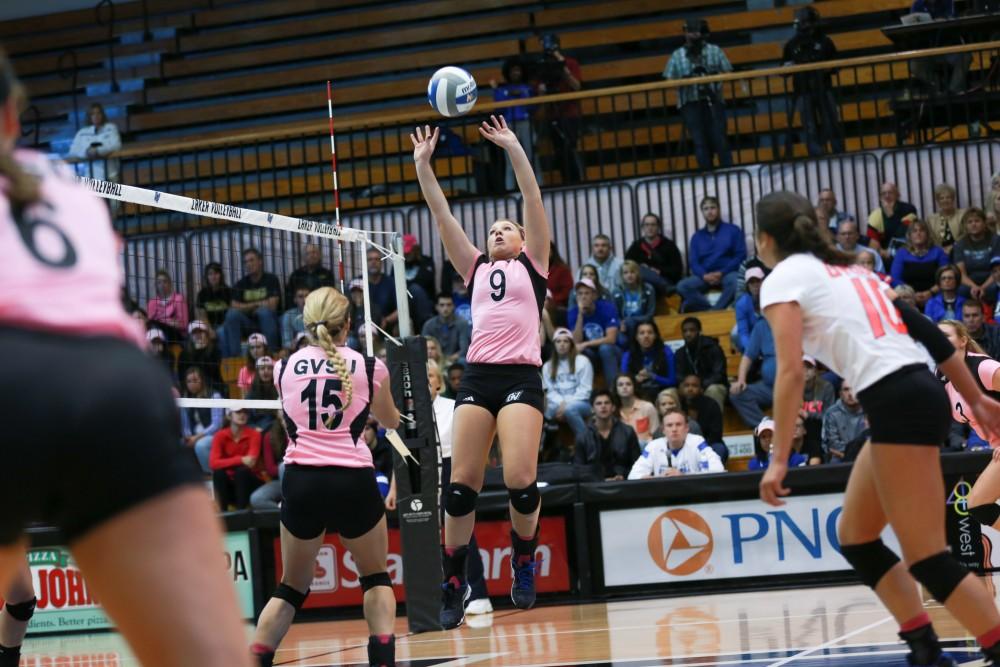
[613,260,656,346]
[146,328,175,378]
[927,183,966,252]
[67,103,121,182]
[574,390,641,481]
[281,286,308,350]
[677,197,746,311]
[542,328,594,440]
[445,362,464,400]
[627,408,724,478]
[346,278,384,351]
[816,188,854,234]
[729,317,776,429]
[986,172,1000,228]
[889,220,948,306]
[246,356,277,433]
[285,243,334,307]
[568,278,621,386]
[653,388,703,438]
[675,317,728,410]
[547,242,574,309]
[734,253,770,298]
[249,418,287,509]
[614,374,659,445]
[894,284,918,310]
[866,182,918,259]
[821,381,867,463]
[578,233,624,295]
[179,366,223,473]
[402,234,435,328]
[791,413,824,465]
[195,262,232,333]
[362,247,399,332]
[451,272,472,324]
[426,336,444,369]
[421,292,471,366]
[624,213,684,296]
[222,248,281,357]
[963,299,1000,358]
[801,355,835,449]
[291,331,309,353]
[177,320,223,392]
[835,220,884,273]
[580,264,613,301]
[855,251,891,284]
[209,407,264,510]
[621,321,676,400]
[238,333,270,397]
[678,374,727,462]
[733,267,764,353]
[925,265,965,322]
[146,269,189,342]
[748,417,812,470]
[954,208,1000,304]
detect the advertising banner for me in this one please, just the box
[274,516,571,608]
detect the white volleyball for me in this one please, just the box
[427,66,478,118]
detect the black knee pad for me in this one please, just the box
[272,582,309,610]
[4,598,35,622]
[839,539,901,589]
[910,551,969,603]
[508,482,540,515]
[359,572,392,592]
[970,503,1000,527]
[445,483,478,517]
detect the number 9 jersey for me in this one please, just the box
[761,253,927,393]
[275,344,389,468]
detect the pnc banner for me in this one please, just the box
[274,516,571,608]
[599,494,902,587]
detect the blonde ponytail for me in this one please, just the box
[0,50,39,217]
[303,287,354,422]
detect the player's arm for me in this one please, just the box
[370,380,401,431]
[760,301,804,505]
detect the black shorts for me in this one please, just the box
[454,363,544,417]
[281,464,385,540]
[857,364,951,446]
[0,328,202,545]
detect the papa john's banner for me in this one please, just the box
[274,516,570,608]
[600,493,902,586]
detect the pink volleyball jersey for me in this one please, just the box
[275,345,388,468]
[945,353,1000,447]
[0,150,142,345]
[465,251,548,366]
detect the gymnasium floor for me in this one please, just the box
[21,576,1000,666]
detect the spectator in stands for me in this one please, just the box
[677,196,746,311]
[536,34,583,185]
[985,170,1000,227]
[614,374,659,445]
[284,243,334,307]
[346,278,383,352]
[422,292,471,367]
[238,333,270,397]
[963,299,1000,358]
[177,320,223,393]
[281,286,308,350]
[653,388,703,438]
[568,277,621,385]
[425,336,444,370]
[675,317,728,410]
[67,103,121,182]
[147,269,188,342]
[624,213,684,296]
[209,407,264,511]
[146,328,175,378]
[246,356,277,433]
[894,283,919,310]
[362,247,399,332]
[445,362,464,400]
[180,366,223,474]
[817,189,854,233]
[291,331,309,353]
[890,219,949,307]
[579,234,624,295]
[782,7,844,157]
[450,272,472,324]
[733,267,764,354]
[195,262,231,333]
[927,183,966,252]
[866,182,918,259]
[579,264,613,301]
[835,220,884,273]
[822,381,867,463]
[547,242,574,309]
[628,408,724,478]
[663,18,733,170]
[855,251,892,285]
[729,317,776,429]
[490,57,540,190]
[955,208,1000,303]
[925,265,965,322]
[402,234,435,327]
[801,355,835,447]
[542,327,594,440]
[677,374,727,462]
[222,248,281,357]
[613,260,656,346]
[749,416,816,470]
[734,252,770,298]
[249,418,286,510]
[574,390,641,481]
[621,321,676,399]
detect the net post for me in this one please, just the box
[391,233,413,338]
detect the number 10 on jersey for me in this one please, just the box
[849,276,906,338]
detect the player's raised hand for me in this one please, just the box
[478,114,519,151]
[411,125,439,164]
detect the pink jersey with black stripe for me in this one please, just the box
[275,345,388,468]
[945,352,1000,447]
[0,150,142,346]
[465,251,548,366]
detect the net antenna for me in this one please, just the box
[326,81,346,294]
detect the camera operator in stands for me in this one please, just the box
[527,34,583,185]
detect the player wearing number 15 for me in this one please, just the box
[251,287,401,667]
[756,192,1000,667]
[412,115,550,629]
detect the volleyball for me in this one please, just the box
[427,66,478,117]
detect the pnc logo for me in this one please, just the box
[647,509,713,576]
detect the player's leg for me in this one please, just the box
[342,515,396,667]
[0,555,33,667]
[968,457,1000,530]
[70,486,252,667]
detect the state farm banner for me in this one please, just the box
[275,516,571,608]
[599,494,902,587]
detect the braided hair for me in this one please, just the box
[303,287,353,425]
[756,192,853,266]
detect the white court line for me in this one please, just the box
[768,615,896,666]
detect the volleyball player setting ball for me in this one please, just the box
[0,51,251,666]
[757,192,1000,667]
[411,115,550,629]
[250,287,401,667]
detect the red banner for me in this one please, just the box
[274,516,571,608]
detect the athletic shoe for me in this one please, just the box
[908,653,956,666]
[466,597,494,615]
[510,553,538,609]
[367,634,395,667]
[901,623,952,667]
[440,577,471,630]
